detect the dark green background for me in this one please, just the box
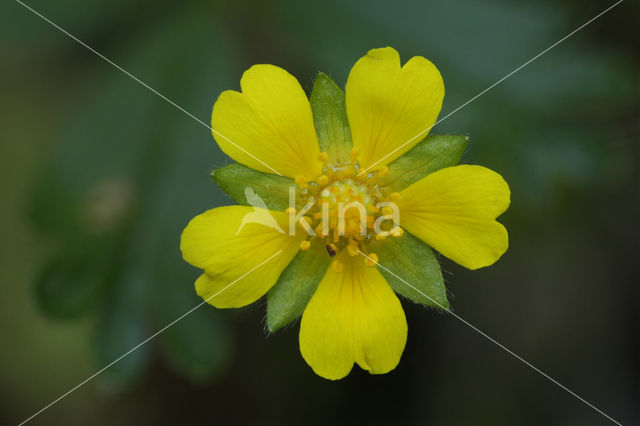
[1,0,638,424]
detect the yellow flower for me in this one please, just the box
[181,47,510,380]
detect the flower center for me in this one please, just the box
[292,149,403,270]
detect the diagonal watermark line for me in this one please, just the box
[358,250,623,425]
[18,250,283,426]
[358,0,624,176]
[14,0,283,177]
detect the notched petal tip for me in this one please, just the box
[398,165,511,270]
[346,47,445,170]
[299,253,407,380]
[211,64,321,178]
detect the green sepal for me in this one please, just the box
[369,232,449,310]
[266,239,332,332]
[310,72,353,164]
[380,134,468,192]
[211,163,294,211]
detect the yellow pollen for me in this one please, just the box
[331,259,343,273]
[377,165,389,178]
[381,206,394,216]
[350,147,360,159]
[318,152,329,163]
[301,156,397,258]
[317,174,329,186]
[391,227,404,237]
[375,234,386,241]
[285,207,296,216]
[391,192,401,202]
[364,253,378,267]
[295,175,309,189]
[299,240,311,251]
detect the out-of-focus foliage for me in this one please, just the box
[1,0,638,424]
[21,3,243,386]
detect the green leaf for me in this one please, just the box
[153,261,232,383]
[266,240,332,332]
[211,163,294,211]
[380,134,468,192]
[310,73,353,164]
[34,252,106,319]
[369,232,448,310]
[159,306,232,383]
[93,274,149,390]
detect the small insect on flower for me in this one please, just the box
[180,47,510,380]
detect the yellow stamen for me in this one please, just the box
[350,147,360,159]
[317,174,329,186]
[347,244,359,256]
[381,206,394,216]
[391,227,404,237]
[332,227,340,243]
[318,152,329,163]
[295,175,309,189]
[364,253,378,267]
[299,240,311,251]
[331,259,343,273]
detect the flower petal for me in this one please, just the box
[345,47,444,171]
[180,206,304,308]
[299,252,407,380]
[212,64,322,179]
[397,165,510,270]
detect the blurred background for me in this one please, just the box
[1,0,638,424]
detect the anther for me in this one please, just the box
[299,240,311,251]
[318,152,329,163]
[377,165,389,178]
[364,253,378,267]
[381,206,394,216]
[285,207,296,216]
[391,227,404,237]
[390,192,402,202]
[295,175,309,189]
[317,175,329,186]
[350,147,360,159]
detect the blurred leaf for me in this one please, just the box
[124,12,240,383]
[34,249,106,319]
[310,72,353,163]
[28,7,243,387]
[159,307,232,383]
[369,232,448,309]
[1,0,134,50]
[211,164,293,211]
[380,134,468,192]
[93,266,149,390]
[501,49,637,115]
[267,239,332,332]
